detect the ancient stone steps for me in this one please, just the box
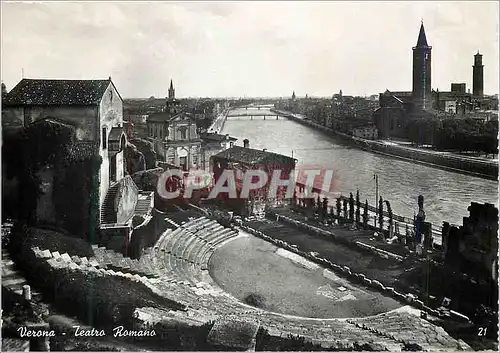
[1,251,42,299]
[91,245,158,278]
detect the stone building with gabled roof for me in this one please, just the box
[211,140,297,216]
[2,78,152,245]
[2,78,128,212]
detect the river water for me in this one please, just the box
[222,107,498,227]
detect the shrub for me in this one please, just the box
[132,215,146,228]
[244,293,266,308]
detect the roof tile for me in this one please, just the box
[213,146,295,165]
[4,78,111,106]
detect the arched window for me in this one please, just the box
[178,126,187,140]
[120,134,126,152]
[102,127,107,149]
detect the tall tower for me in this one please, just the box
[168,79,175,100]
[412,22,432,110]
[473,51,484,97]
[292,91,296,101]
[166,79,180,115]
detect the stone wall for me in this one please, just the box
[443,202,498,279]
[2,106,98,140]
[115,176,139,224]
[99,226,131,255]
[99,82,124,208]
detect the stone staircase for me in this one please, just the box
[2,248,42,300]
[91,244,159,278]
[100,181,120,224]
[30,246,158,288]
[346,311,471,351]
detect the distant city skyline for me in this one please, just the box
[2,1,499,98]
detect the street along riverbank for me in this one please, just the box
[272,109,498,181]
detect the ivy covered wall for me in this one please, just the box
[3,118,101,240]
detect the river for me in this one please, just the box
[221,107,498,227]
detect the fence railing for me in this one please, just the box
[302,195,443,242]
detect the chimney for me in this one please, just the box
[243,139,249,148]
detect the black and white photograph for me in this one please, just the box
[1,1,499,351]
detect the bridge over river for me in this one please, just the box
[226,107,287,119]
[221,107,498,228]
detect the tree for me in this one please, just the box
[385,200,393,234]
[355,190,361,223]
[322,198,328,218]
[343,199,348,221]
[363,200,369,228]
[336,198,341,218]
[378,196,384,233]
[433,117,499,155]
[349,192,355,221]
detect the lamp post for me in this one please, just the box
[373,173,379,220]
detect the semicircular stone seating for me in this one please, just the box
[90,216,466,351]
[137,216,237,288]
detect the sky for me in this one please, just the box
[1,1,499,98]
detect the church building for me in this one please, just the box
[147,80,201,170]
[374,22,435,138]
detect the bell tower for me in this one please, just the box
[165,79,180,115]
[412,21,432,110]
[168,79,175,100]
[473,51,484,97]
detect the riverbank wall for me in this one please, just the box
[272,109,498,181]
[208,109,230,134]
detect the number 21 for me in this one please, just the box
[478,327,487,336]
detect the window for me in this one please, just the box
[102,127,107,149]
[230,142,234,148]
[180,128,187,139]
[120,135,126,152]
[109,90,113,103]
